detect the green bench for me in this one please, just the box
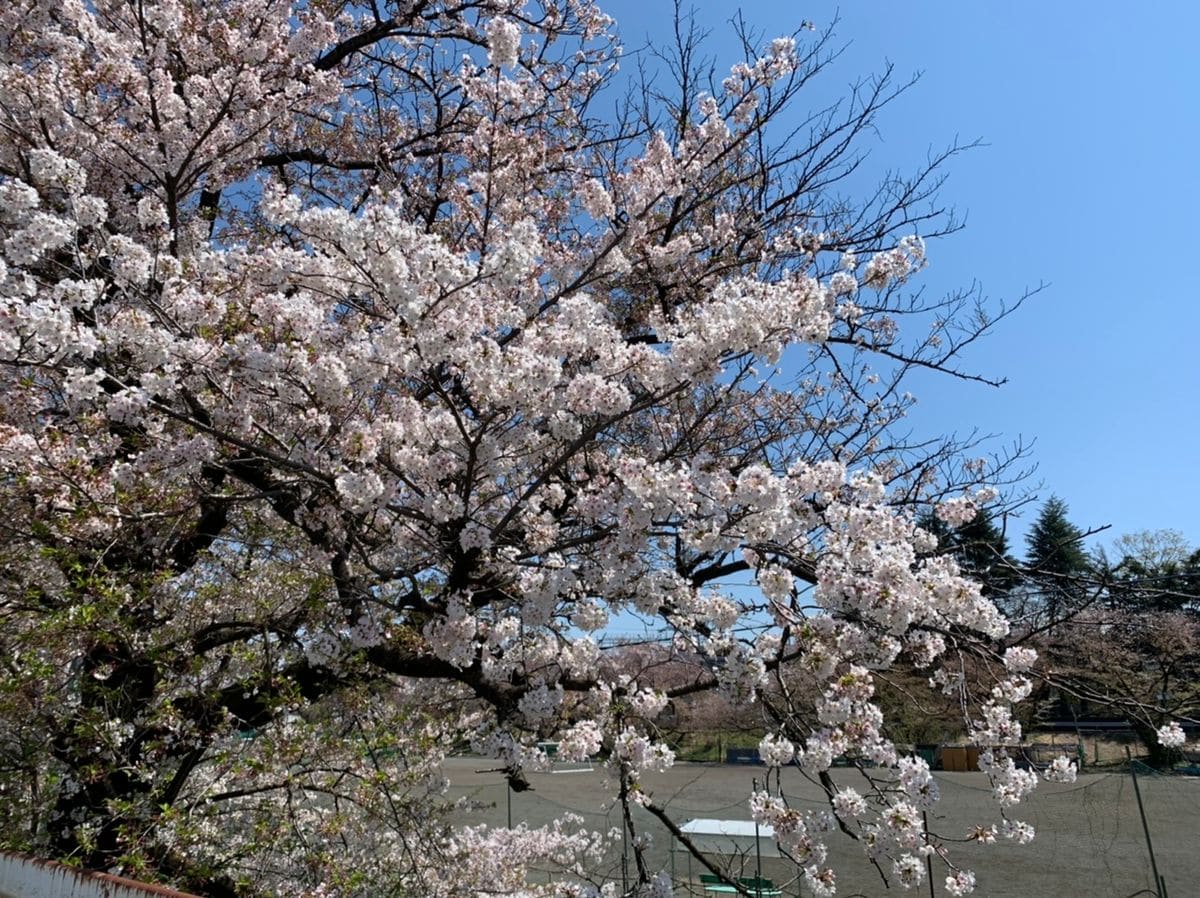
[698,874,782,896]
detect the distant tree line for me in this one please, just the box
[926,496,1200,766]
[621,498,1200,768]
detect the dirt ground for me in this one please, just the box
[443,757,1196,898]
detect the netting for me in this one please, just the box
[444,759,1196,897]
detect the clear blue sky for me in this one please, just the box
[601,0,1200,556]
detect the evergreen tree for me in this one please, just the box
[922,510,1020,597]
[1025,496,1090,622]
[1026,497,1089,574]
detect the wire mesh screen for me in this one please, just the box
[444,758,1197,897]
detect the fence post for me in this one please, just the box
[621,809,629,894]
[753,776,763,896]
[1127,747,1164,898]
[923,811,936,898]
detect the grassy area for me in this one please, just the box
[665,730,763,762]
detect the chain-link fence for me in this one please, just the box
[444,757,1198,897]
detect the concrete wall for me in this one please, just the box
[0,853,201,898]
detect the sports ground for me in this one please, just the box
[444,757,1197,897]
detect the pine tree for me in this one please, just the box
[922,510,1020,597]
[1026,497,1089,575]
[1025,496,1090,621]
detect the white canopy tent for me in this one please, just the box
[678,818,779,858]
[671,818,786,895]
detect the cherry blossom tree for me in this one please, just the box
[0,1,1058,895]
[1046,608,1200,767]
